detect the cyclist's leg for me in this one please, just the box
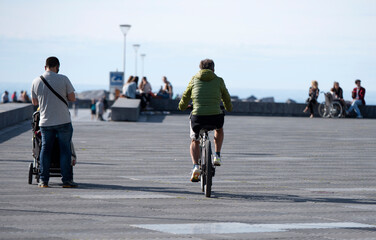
[213,114,224,166]
[214,128,223,153]
[190,139,200,182]
[213,128,223,166]
[189,119,200,182]
[190,139,200,165]
[214,113,225,153]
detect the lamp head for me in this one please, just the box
[120,24,131,35]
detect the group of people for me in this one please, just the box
[1,90,31,104]
[304,79,366,118]
[27,55,372,189]
[121,75,173,109]
[90,96,108,121]
[30,56,232,187]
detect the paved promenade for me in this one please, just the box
[1,111,376,239]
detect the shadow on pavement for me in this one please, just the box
[77,182,202,196]
[0,159,30,163]
[138,114,167,123]
[0,208,195,222]
[214,192,376,205]
[78,162,117,166]
[229,152,276,156]
[0,121,30,144]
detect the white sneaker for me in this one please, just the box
[213,155,221,166]
[190,166,200,182]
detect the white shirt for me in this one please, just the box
[356,88,360,99]
[31,71,75,127]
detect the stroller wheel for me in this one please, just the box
[28,163,33,184]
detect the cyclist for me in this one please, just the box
[178,59,233,182]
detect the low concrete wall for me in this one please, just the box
[68,99,114,109]
[68,98,376,118]
[0,103,34,129]
[148,98,376,118]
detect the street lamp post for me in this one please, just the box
[119,24,131,79]
[133,44,140,76]
[140,54,146,77]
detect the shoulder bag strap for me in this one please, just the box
[40,75,68,107]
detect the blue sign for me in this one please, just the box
[109,72,124,87]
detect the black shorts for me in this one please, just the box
[190,114,224,140]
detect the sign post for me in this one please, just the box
[109,72,124,100]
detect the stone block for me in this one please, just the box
[111,98,140,121]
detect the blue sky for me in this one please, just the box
[0,0,375,103]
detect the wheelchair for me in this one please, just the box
[318,91,344,118]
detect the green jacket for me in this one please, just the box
[178,69,233,115]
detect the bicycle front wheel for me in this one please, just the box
[204,141,213,197]
[330,102,342,118]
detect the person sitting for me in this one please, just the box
[346,79,366,118]
[1,91,9,103]
[330,81,346,113]
[22,91,31,103]
[122,76,137,99]
[11,91,17,102]
[138,76,152,108]
[18,91,25,102]
[157,76,173,99]
[303,80,319,118]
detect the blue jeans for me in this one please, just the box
[40,123,73,183]
[347,100,363,117]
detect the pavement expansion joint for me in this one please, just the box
[73,191,175,199]
[131,222,376,235]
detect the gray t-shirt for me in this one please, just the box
[31,71,75,127]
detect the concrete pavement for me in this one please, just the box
[1,110,376,239]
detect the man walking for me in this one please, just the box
[31,56,78,188]
[346,79,366,118]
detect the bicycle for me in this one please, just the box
[318,91,343,118]
[198,127,216,197]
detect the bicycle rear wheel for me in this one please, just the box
[199,150,205,192]
[330,102,342,118]
[204,141,213,197]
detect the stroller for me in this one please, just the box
[28,110,76,184]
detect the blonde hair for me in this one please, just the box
[311,80,318,88]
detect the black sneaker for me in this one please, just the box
[38,182,48,188]
[62,181,78,188]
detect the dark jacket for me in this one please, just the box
[352,87,366,105]
[308,87,319,100]
[331,87,343,99]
